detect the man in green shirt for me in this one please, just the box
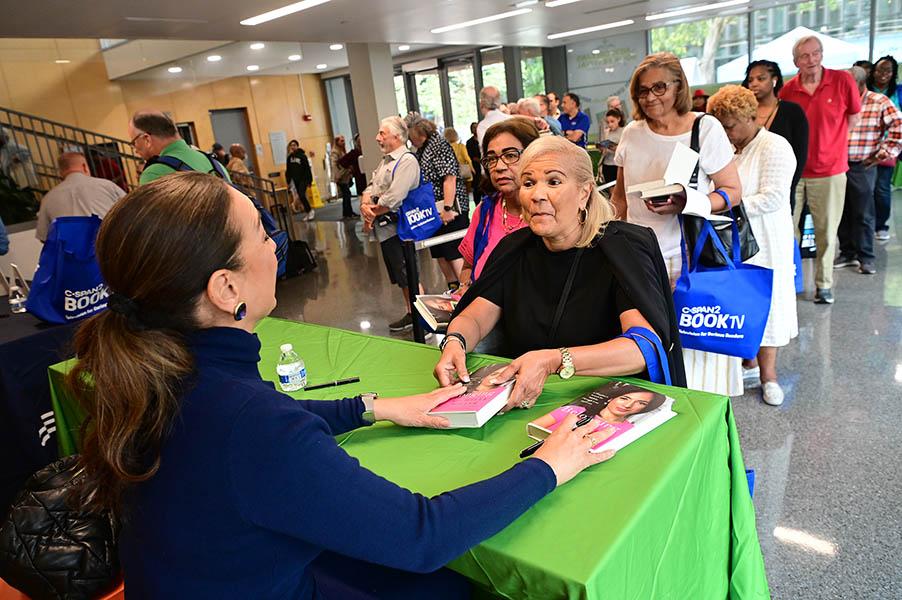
[129,111,231,185]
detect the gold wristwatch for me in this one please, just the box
[557,347,575,379]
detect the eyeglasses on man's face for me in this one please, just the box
[481,148,522,170]
[129,131,149,148]
[637,80,679,99]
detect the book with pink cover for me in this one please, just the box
[527,380,676,453]
[428,364,514,428]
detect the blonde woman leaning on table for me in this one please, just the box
[708,85,798,406]
[435,136,686,412]
[610,52,744,397]
[67,172,612,598]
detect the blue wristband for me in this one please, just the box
[713,189,730,208]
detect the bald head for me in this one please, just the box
[57,152,89,177]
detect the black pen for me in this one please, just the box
[519,413,594,459]
[304,377,360,391]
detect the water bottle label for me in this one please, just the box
[279,367,307,385]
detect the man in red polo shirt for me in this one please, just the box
[780,35,861,305]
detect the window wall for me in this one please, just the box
[520,47,545,97]
[873,0,902,59]
[649,14,749,85]
[394,74,408,117]
[480,47,507,102]
[414,70,445,129]
[447,59,478,131]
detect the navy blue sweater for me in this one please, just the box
[119,327,556,599]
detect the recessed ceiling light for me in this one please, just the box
[206,55,222,62]
[567,49,574,53]
[250,42,266,50]
[431,8,532,34]
[329,43,343,51]
[515,0,538,6]
[398,44,411,51]
[168,66,183,73]
[246,65,260,71]
[546,0,583,6]
[240,0,332,26]
[316,63,328,69]
[288,54,302,61]
[547,19,634,40]
[54,59,71,64]
[592,49,601,55]
[645,0,749,21]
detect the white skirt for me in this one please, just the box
[665,255,744,397]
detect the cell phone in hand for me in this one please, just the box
[647,195,671,205]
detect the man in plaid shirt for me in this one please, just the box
[836,66,902,275]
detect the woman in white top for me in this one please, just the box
[611,52,743,397]
[708,85,798,406]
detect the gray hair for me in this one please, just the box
[792,35,823,60]
[849,65,868,86]
[479,86,503,111]
[518,97,541,117]
[403,113,437,138]
[380,116,408,142]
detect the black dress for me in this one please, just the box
[767,100,808,210]
[454,224,687,386]
[479,235,635,354]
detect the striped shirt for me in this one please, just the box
[847,90,902,163]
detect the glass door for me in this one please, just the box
[414,70,445,129]
[447,59,478,131]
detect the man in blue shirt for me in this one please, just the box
[557,92,591,148]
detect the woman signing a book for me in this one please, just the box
[434,136,686,412]
[68,172,616,598]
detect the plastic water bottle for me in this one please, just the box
[8,285,26,314]
[276,343,307,392]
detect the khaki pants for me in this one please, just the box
[793,173,846,290]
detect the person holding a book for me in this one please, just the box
[610,52,744,398]
[435,136,686,411]
[457,119,541,295]
[706,85,799,406]
[67,172,617,597]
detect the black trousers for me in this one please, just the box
[292,180,311,212]
[838,161,877,262]
[337,181,354,216]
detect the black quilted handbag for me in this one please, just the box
[0,455,120,599]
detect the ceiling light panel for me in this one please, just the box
[246,64,260,71]
[288,54,302,61]
[329,43,343,50]
[547,19,634,40]
[206,55,222,62]
[545,0,583,6]
[645,0,749,21]
[250,42,265,50]
[240,0,332,26]
[431,8,532,34]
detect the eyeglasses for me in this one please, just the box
[481,148,522,170]
[637,80,679,99]
[129,131,148,147]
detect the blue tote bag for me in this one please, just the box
[25,215,108,324]
[394,154,443,242]
[672,216,773,359]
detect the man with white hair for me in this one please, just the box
[522,96,563,136]
[35,151,125,242]
[836,66,902,275]
[779,35,861,304]
[475,86,511,147]
[359,116,423,331]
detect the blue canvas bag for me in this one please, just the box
[393,153,443,242]
[25,215,108,324]
[793,240,804,294]
[673,216,773,359]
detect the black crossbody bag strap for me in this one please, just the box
[688,114,703,189]
[549,247,585,341]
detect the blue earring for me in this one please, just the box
[233,302,247,321]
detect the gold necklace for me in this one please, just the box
[501,197,522,232]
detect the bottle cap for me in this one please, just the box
[280,343,293,353]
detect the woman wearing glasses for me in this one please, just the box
[867,55,900,241]
[456,120,540,297]
[610,52,744,397]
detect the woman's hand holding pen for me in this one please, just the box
[532,414,616,487]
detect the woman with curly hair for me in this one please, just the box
[708,85,799,406]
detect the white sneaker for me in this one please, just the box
[875,230,891,242]
[305,209,316,221]
[762,382,784,406]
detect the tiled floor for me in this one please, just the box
[272,195,902,599]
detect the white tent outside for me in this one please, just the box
[716,26,867,83]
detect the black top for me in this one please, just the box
[286,149,312,187]
[768,100,808,192]
[479,235,635,355]
[465,135,481,177]
[454,223,687,387]
[416,133,469,214]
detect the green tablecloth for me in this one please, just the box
[48,317,769,599]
